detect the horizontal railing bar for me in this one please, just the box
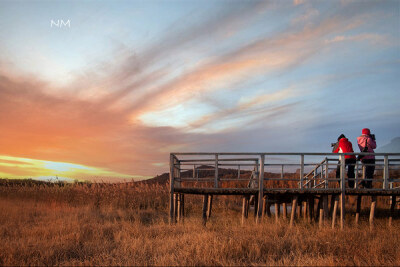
[172,152,400,156]
[179,158,259,162]
[175,163,395,167]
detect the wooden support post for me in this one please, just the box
[308,197,314,223]
[303,201,307,220]
[389,195,396,227]
[245,196,250,218]
[290,196,298,227]
[256,156,265,224]
[383,155,389,189]
[253,194,258,218]
[323,195,329,222]
[266,201,272,217]
[169,154,175,224]
[180,194,185,222]
[355,195,362,225]
[319,206,324,228]
[369,196,377,230]
[174,193,178,223]
[241,196,247,225]
[277,202,281,217]
[262,196,267,218]
[202,194,208,226]
[300,154,304,189]
[330,194,335,217]
[298,200,302,218]
[177,193,181,223]
[275,203,279,223]
[340,155,346,230]
[214,154,219,188]
[332,195,339,229]
[207,195,213,219]
[283,202,287,219]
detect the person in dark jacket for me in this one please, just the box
[333,134,357,188]
[357,128,377,188]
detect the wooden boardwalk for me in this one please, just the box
[169,152,400,229]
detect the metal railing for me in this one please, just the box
[170,152,400,191]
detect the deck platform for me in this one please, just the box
[169,152,400,228]
[175,187,400,196]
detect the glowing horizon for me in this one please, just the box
[0,155,142,182]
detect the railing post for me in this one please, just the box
[300,154,304,189]
[383,155,389,189]
[256,154,265,223]
[214,154,219,188]
[325,157,328,189]
[340,154,346,230]
[355,160,359,189]
[169,154,175,224]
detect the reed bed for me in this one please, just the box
[0,181,399,266]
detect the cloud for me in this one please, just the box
[1,1,397,180]
[324,33,390,45]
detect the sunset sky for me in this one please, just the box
[0,0,399,181]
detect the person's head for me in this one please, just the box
[362,128,371,135]
[337,134,346,141]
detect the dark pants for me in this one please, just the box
[336,158,356,188]
[361,158,375,188]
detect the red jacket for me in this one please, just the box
[334,138,356,159]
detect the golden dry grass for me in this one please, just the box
[0,181,399,266]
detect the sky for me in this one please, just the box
[0,0,399,181]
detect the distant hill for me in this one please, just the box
[376,137,400,153]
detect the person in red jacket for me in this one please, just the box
[333,134,357,188]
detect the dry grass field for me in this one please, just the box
[0,180,399,266]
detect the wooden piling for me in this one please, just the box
[389,195,396,227]
[369,196,377,230]
[169,154,175,224]
[256,155,265,224]
[319,206,324,228]
[283,202,287,219]
[308,197,314,223]
[323,195,329,222]
[274,203,279,223]
[298,201,302,218]
[340,155,346,230]
[290,196,298,227]
[253,194,259,218]
[262,196,267,218]
[207,195,213,219]
[177,193,181,223]
[266,201,272,217]
[241,197,246,225]
[174,193,178,223]
[355,195,362,225]
[245,196,250,218]
[202,194,208,226]
[180,194,185,222]
[303,201,307,220]
[332,195,339,229]
[330,194,335,216]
